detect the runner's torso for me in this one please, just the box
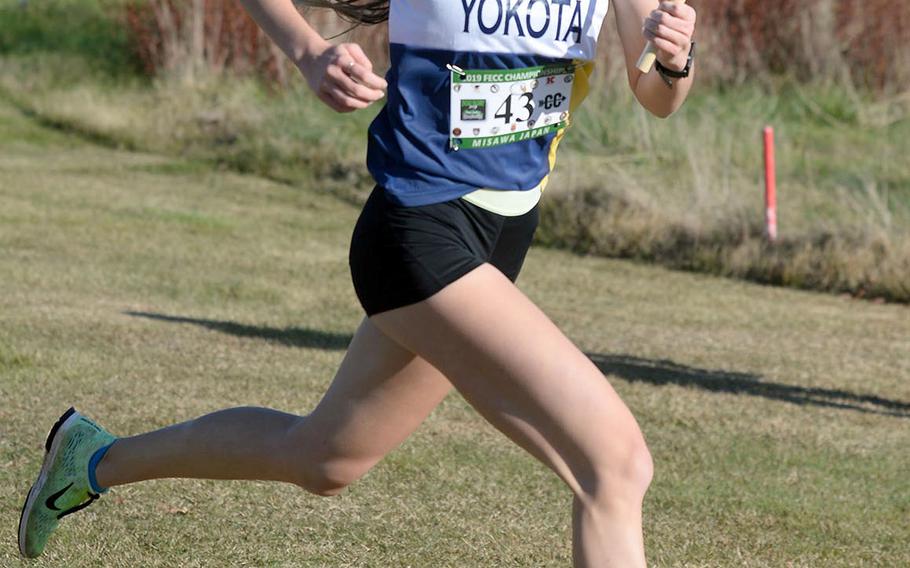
[367,0,611,207]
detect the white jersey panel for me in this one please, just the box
[389,0,610,60]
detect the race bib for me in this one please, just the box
[448,63,576,151]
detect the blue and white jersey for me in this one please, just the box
[367,0,611,206]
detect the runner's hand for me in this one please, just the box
[642,2,696,72]
[298,42,388,113]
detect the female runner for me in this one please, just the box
[19,1,697,565]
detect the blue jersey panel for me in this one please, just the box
[367,44,566,207]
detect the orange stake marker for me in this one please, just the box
[764,126,778,242]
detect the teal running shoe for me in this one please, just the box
[18,407,116,558]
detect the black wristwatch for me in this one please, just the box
[655,41,695,87]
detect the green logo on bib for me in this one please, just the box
[461,99,486,121]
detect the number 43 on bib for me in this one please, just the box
[449,63,577,151]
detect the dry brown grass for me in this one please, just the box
[536,185,910,303]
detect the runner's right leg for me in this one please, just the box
[94,317,452,494]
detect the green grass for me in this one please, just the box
[0,0,133,75]
[2,0,910,302]
[3,48,909,300]
[2,93,910,566]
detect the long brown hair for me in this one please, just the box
[300,0,389,25]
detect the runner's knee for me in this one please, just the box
[296,458,370,497]
[576,428,653,508]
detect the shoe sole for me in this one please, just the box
[18,407,80,558]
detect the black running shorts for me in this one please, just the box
[349,186,539,316]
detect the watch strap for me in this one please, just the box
[655,41,695,79]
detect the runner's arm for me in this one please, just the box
[238,0,328,68]
[238,0,387,112]
[612,0,696,118]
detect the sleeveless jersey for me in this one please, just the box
[367,0,611,206]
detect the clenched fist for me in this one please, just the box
[298,42,388,113]
[642,1,697,72]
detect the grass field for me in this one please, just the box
[2,46,908,301]
[2,0,910,304]
[2,93,909,567]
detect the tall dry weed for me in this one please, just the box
[124,0,287,82]
[122,1,910,91]
[536,186,910,302]
[689,0,910,91]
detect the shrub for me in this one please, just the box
[690,0,910,91]
[122,2,389,82]
[123,0,287,82]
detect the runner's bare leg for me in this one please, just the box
[372,264,653,568]
[96,318,452,495]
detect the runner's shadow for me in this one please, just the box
[122,313,909,418]
[125,311,353,350]
[588,353,910,419]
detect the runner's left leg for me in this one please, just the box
[95,317,452,495]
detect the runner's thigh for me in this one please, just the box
[299,317,452,470]
[371,264,646,494]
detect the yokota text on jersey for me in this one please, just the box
[459,0,586,44]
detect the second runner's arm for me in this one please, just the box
[612,0,697,118]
